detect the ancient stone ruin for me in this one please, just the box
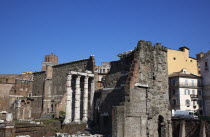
[94,40,172,137]
[1,40,209,137]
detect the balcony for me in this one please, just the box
[190,94,198,101]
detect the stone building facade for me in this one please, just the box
[0,54,96,122]
[0,74,33,120]
[197,50,210,115]
[94,40,172,137]
[31,55,96,121]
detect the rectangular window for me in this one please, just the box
[205,62,208,68]
[198,100,203,107]
[192,80,194,86]
[192,90,195,95]
[186,100,190,106]
[172,79,176,86]
[173,89,176,95]
[173,99,176,105]
[198,90,202,95]
[205,62,209,71]
[185,89,190,95]
[198,80,201,86]
[185,80,188,86]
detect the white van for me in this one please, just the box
[172,110,198,119]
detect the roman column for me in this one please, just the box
[82,76,89,122]
[90,78,95,120]
[63,74,73,124]
[74,75,81,123]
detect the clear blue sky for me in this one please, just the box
[0,0,210,74]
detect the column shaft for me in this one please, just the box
[179,120,185,137]
[74,76,81,122]
[82,76,89,122]
[90,78,95,120]
[63,74,73,124]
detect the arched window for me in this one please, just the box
[158,115,165,137]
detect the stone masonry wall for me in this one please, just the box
[51,56,95,114]
[95,40,172,137]
[94,53,133,134]
[52,59,90,96]
[31,56,95,118]
[119,41,172,137]
[0,74,32,115]
[31,71,46,118]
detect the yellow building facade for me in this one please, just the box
[167,47,198,75]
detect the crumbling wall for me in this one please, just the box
[0,74,32,115]
[94,53,133,134]
[122,40,171,137]
[95,40,172,137]
[0,84,13,112]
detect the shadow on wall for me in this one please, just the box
[93,51,134,135]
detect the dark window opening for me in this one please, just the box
[199,110,203,115]
[173,99,176,105]
[172,89,175,95]
[158,115,165,137]
[172,79,176,86]
[205,62,208,68]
